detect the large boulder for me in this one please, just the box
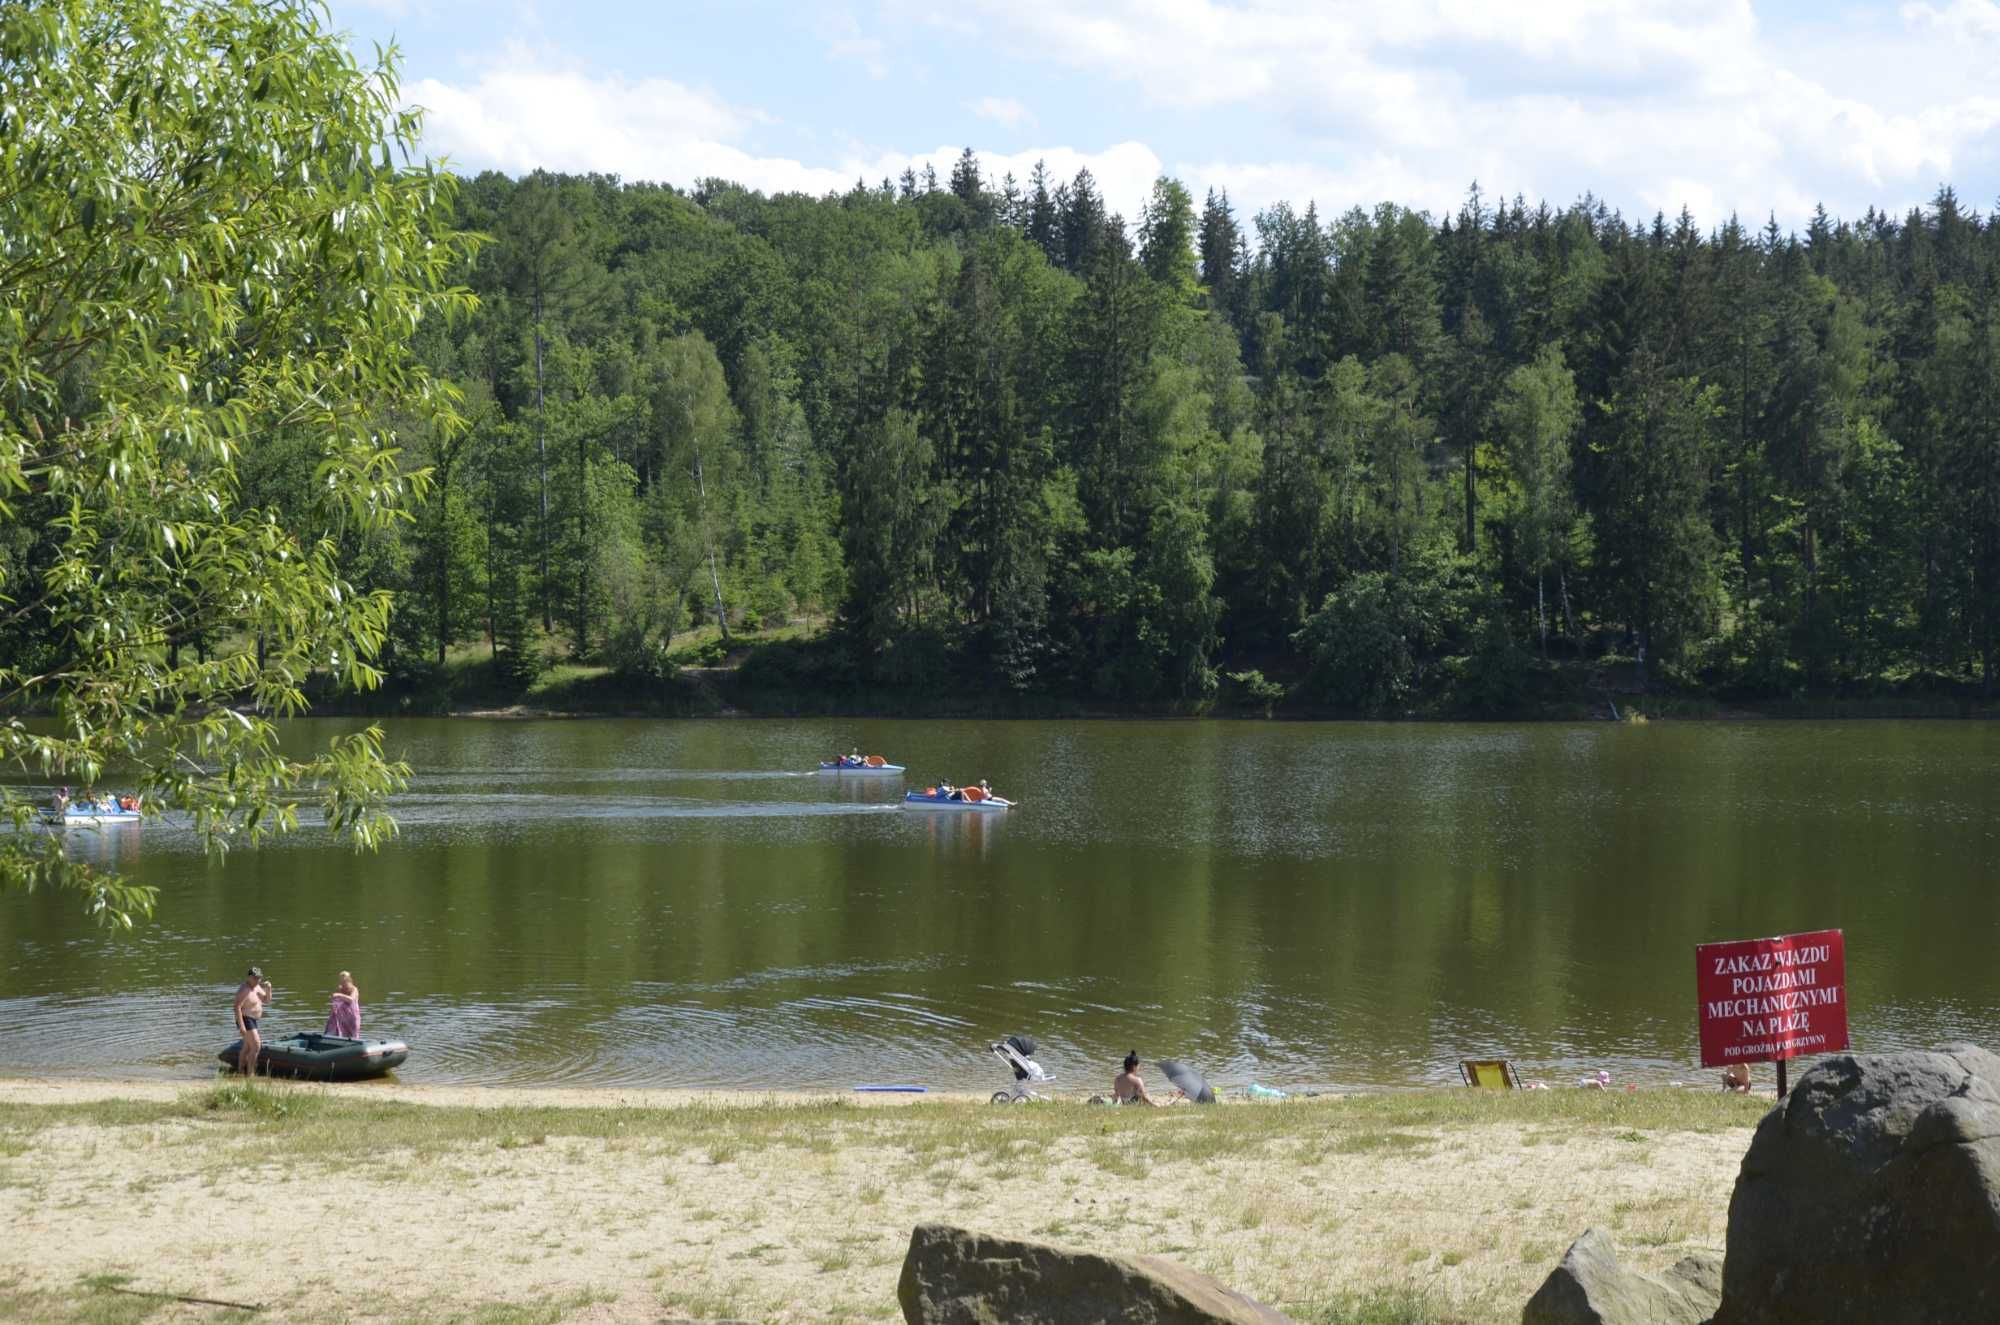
[1714,1044,2000,1323]
[1521,1228,1721,1325]
[897,1223,1294,1324]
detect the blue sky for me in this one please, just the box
[327,0,2000,231]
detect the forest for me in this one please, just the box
[24,146,2000,717]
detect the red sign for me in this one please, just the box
[1695,929,1849,1068]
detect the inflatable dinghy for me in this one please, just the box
[219,1031,409,1082]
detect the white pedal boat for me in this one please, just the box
[39,803,142,826]
[818,757,904,774]
[903,788,1013,811]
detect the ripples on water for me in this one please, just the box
[3,719,1998,1091]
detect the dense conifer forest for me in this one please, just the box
[30,147,2000,716]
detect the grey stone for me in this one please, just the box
[1521,1228,1721,1325]
[897,1222,1294,1324]
[1714,1044,2000,1324]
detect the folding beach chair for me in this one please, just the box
[1459,1058,1521,1089]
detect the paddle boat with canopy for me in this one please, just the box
[818,753,904,774]
[903,782,1013,811]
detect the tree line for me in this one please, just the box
[19,137,2000,714]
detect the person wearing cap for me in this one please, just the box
[233,967,272,1077]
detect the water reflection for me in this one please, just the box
[2,719,1997,1090]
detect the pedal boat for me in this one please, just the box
[903,787,1013,811]
[817,757,904,774]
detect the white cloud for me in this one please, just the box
[963,0,2000,227]
[1900,0,2000,42]
[406,48,1159,216]
[950,143,1163,221]
[823,10,890,80]
[397,3,2000,233]
[970,96,1035,129]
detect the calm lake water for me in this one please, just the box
[2,719,1996,1092]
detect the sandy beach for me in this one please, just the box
[0,1076,1770,1324]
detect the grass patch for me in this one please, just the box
[1303,1283,1458,1325]
[0,1085,1765,1176]
[391,1289,614,1325]
[0,1272,260,1324]
[657,1285,750,1320]
[1330,1130,1436,1155]
[193,1081,329,1123]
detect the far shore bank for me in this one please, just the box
[0,1077,1769,1324]
[326,695,2000,722]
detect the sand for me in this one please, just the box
[0,1077,1765,1324]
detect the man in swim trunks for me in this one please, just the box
[1113,1050,1157,1106]
[234,966,271,1077]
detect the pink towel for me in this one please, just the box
[324,993,360,1038]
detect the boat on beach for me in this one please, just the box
[903,786,1013,811]
[818,756,904,774]
[219,1031,409,1082]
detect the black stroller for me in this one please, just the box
[988,1034,1054,1103]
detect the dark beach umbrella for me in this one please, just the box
[1158,1058,1216,1104]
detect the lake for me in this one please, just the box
[2,719,1996,1093]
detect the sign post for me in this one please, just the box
[1696,929,1848,1097]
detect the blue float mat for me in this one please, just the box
[853,1084,927,1093]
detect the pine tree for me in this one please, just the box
[1138,177,1198,295]
[1595,350,1722,670]
[1025,160,1060,265]
[1058,168,1107,275]
[1198,188,1246,330]
[947,147,994,229]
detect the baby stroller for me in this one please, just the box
[988,1035,1053,1103]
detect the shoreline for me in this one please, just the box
[0,1076,986,1109]
[336,699,1997,722]
[0,1076,1771,1324]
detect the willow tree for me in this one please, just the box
[0,0,478,923]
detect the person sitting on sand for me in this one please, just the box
[1722,1062,1752,1094]
[324,970,361,1038]
[1113,1051,1157,1106]
[234,967,272,1076]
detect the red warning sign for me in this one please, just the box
[1696,929,1849,1069]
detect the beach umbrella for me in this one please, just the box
[1158,1058,1216,1104]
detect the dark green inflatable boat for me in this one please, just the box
[218,1031,409,1081]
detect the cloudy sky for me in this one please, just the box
[327,0,2000,231]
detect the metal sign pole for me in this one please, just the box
[1777,1058,1788,1099]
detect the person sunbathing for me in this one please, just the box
[1113,1051,1157,1106]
